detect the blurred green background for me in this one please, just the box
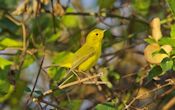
[0,0,175,110]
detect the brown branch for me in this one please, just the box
[65,12,149,25]
[162,96,175,110]
[5,13,28,72]
[83,81,107,85]
[5,13,27,50]
[40,99,66,110]
[51,0,56,33]
[33,72,103,103]
[0,52,17,55]
[58,72,103,89]
[125,79,175,109]
[25,55,45,108]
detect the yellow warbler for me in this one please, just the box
[58,29,105,72]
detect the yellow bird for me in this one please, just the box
[58,29,105,72]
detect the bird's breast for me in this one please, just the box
[78,47,101,71]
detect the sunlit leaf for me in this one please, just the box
[0,57,13,69]
[160,57,173,72]
[23,55,35,68]
[98,0,115,9]
[170,24,175,39]
[100,68,112,88]
[0,67,14,102]
[47,31,61,43]
[166,0,175,15]
[144,38,156,44]
[159,37,175,47]
[61,8,78,28]
[0,38,22,47]
[0,85,14,102]
[0,79,10,96]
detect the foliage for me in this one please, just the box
[0,0,175,110]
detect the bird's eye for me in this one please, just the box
[96,33,98,36]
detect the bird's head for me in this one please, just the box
[86,29,106,44]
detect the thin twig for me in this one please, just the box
[162,96,175,110]
[83,81,107,85]
[65,12,148,25]
[58,72,103,89]
[5,13,28,73]
[41,99,65,110]
[39,72,103,98]
[37,102,43,110]
[125,79,175,109]
[5,14,27,50]
[51,0,56,33]
[25,55,45,107]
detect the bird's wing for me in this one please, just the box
[56,51,74,68]
[71,44,95,70]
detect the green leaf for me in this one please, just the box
[132,0,151,16]
[0,57,13,69]
[61,8,78,28]
[47,31,61,43]
[61,100,82,110]
[54,51,74,68]
[144,38,156,44]
[148,66,162,80]
[0,85,14,102]
[172,58,175,71]
[0,38,22,47]
[0,79,10,96]
[23,55,35,68]
[0,67,14,102]
[166,0,175,15]
[152,48,167,56]
[160,58,173,72]
[69,100,82,110]
[48,67,66,81]
[9,80,27,105]
[95,102,116,110]
[171,50,175,56]
[111,72,120,80]
[34,90,42,97]
[48,51,74,81]
[98,0,115,9]
[158,37,175,47]
[24,86,31,92]
[170,24,175,39]
[100,68,113,88]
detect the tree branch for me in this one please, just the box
[65,12,149,25]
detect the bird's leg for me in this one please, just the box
[89,71,102,91]
[78,70,102,90]
[78,71,91,79]
[59,74,74,87]
[59,70,81,87]
[72,70,82,83]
